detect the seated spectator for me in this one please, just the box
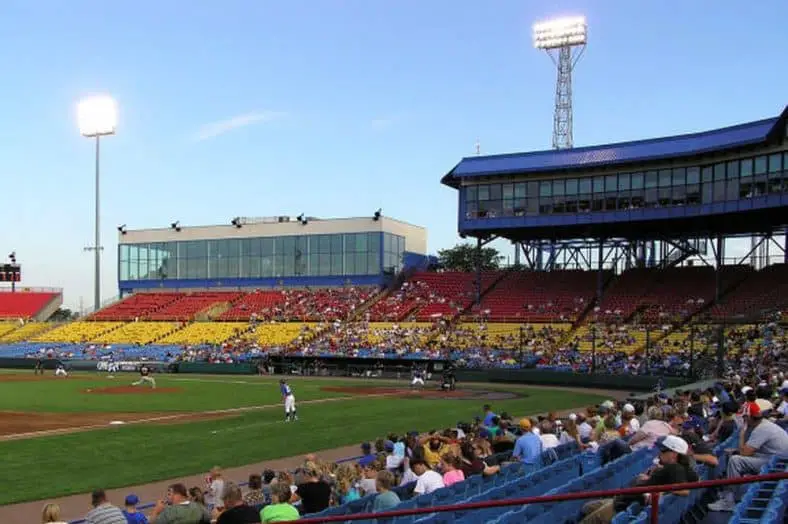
[410,458,445,495]
[85,489,127,524]
[420,434,452,469]
[708,400,788,512]
[122,494,148,524]
[294,467,331,515]
[441,454,465,487]
[243,474,265,506]
[539,421,560,449]
[372,471,401,512]
[334,464,361,504]
[357,442,376,467]
[358,462,380,495]
[459,441,499,477]
[629,406,675,449]
[512,419,543,467]
[42,503,68,524]
[215,482,261,524]
[260,483,299,523]
[150,483,211,524]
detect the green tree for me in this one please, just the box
[49,308,76,321]
[437,243,502,272]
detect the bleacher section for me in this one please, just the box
[146,292,243,320]
[254,323,318,347]
[95,321,179,345]
[32,321,122,343]
[0,322,56,342]
[90,293,181,321]
[0,290,61,320]
[158,322,248,345]
[411,272,499,321]
[217,291,286,321]
[476,270,602,322]
[710,264,788,319]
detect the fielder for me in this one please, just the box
[54,363,68,377]
[280,379,297,422]
[411,368,425,388]
[107,359,119,376]
[132,364,156,388]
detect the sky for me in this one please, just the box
[0,1,786,311]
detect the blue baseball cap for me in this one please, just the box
[125,494,139,506]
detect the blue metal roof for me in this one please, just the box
[444,107,787,185]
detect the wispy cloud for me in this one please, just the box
[193,111,287,141]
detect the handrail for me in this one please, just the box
[297,472,788,523]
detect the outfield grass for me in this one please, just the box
[0,372,608,505]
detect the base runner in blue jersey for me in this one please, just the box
[280,379,298,422]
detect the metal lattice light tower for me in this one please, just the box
[533,16,587,150]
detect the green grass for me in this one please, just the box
[0,372,608,505]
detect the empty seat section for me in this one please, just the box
[254,323,317,347]
[411,272,498,321]
[0,291,59,319]
[95,322,178,344]
[33,321,122,343]
[159,322,248,345]
[0,322,57,342]
[91,293,182,321]
[0,323,18,338]
[710,263,788,319]
[217,291,286,321]
[367,281,434,321]
[477,270,601,322]
[279,288,376,321]
[572,324,647,353]
[146,292,243,321]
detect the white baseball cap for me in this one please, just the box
[657,435,689,455]
[741,386,754,395]
[623,403,635,413]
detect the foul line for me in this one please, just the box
[0,392,395,442]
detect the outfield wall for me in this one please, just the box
[0,357,690,391]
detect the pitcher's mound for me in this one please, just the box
[82,386,182,395]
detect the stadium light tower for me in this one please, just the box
[77,95,118,313]
[533,16,587,150]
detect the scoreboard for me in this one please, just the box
[0,264,21,282]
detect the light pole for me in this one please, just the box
[533,16,588,150]
[77,95,117,313]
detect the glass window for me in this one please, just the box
[514,183,526,198]
[702,166,713,183]
[527,181,538,197]
[768,153,782,173]
[368,253,380,274]
[726,178,739,201]
[368,232,381,253]
[539,181,552,197]
[740,158,753,177]
[553,179,565,196]
[658,169,671,187]
[465,186,477,202]
[477,185,489,201]
[605,175,617,192]
[593,177,604,193]
[282,236,296,255]
[330,234,342,254]
[672,168,686,186]
[726,161,739,180]
[618,174,631,191]
[319,235,331,254]
[687,167,700,185]
[565,178,578,195]
[754,156,767,175]
[631,173,643,189]
[713,163,725,182]
[502,183,514,200]
[242,238,261,257]
[489,184,502,200]
[261,238,274,256]
[645,171,658,188]
[579,178,592,194]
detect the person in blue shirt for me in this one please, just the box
[512,419,543,468]
[482,405,497,427]
[280,379,297,422]
[358,442,376,467]
[122,494,148,524]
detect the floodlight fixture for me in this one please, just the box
[532,16,587,50]
[297,213,307,226]
[373,208,382,221]
[231,217,242,229]
[532,15,587,150]
[77,95,118,137]
[171,221,181,232]
[117,224,127,235]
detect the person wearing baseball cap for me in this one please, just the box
[122,494,147,524]
[512,418,543,469]
[709,397,788,512]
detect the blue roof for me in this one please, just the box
[444,107,787,185]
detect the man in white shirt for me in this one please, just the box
[778,388,788,418]
[410,459,445,495]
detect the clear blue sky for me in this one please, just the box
[0,1,786,310]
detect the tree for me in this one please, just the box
[437,243,502,272]
[49,308,76,321]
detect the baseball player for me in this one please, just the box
[54,363,68,378]
[411,367,425,388]
[34,357,43,376]
[107,357,119,377]
[280,379,297,422]
[132,364,156,389]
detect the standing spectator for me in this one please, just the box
[122,494,148,524]
[150,483,211,523]
[260,483,299,523]
[216,482,261,524]
[206,467,226,510]
[357,443,376,467]
[372,471,400,512]
[410,458,445,495]
[41,503,67,524]
[294,467,331,515]
[85,489,127,524]
[512,419,543,468]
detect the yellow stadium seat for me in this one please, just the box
[0,322,18,339]
[33,322,123,343]
[0,322,58,342]
[159,322,249,345]
[254,323,318,347]
[96,322,178,344]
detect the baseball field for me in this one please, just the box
[0,370,609,506]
